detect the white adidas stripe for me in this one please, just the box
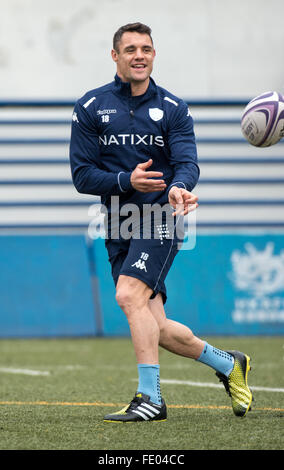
[140,403,160,415]
[132,409,150,420]
[138,406,155,418]
[132,403,161,420]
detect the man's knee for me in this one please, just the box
[115,275,152,314]
[115,286,133,312]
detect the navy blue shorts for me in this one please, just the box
[105,215,183,304]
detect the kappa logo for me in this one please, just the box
[72,112,79,123]
[131,252,149,272]
[132,259,147,272]
[149,108,164,121]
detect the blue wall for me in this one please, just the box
[0,234,283,337]
[165,234,284,336]
[0,235,96,337]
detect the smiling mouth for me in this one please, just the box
[131,64,146,69]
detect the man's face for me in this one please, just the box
[111,32,156,84]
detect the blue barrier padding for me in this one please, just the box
[0,235,97,337]
[92,238,129,336]
[165,234,284,336]
[0,234,283,337]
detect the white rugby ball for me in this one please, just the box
[241,91,284,147]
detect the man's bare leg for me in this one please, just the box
[149,293,236,385]
[115,275,163,406]
[116,275,160,364]
[149,293,205,359]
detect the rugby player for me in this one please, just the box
[69,22,253,422]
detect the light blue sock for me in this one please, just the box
[197,342,234,377]
[137,364,162,405]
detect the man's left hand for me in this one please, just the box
[168,186,198,216]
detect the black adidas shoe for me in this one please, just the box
[216,350,253,417]
[103,393,167,423]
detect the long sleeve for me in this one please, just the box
[166,100,200,192]
[69,103,132,196]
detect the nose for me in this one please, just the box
[134,48,144,60]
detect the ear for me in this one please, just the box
[111,49,118,63]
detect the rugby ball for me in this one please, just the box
[241,91,284,147]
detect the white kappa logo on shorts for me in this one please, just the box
[131,259,147,272]
[131,252,149,272]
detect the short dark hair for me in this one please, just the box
[113,22,153,52]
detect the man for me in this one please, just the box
[69,22,253,422]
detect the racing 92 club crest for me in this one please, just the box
[229,242,284,324]
[149,108,164,121]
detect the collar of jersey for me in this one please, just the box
[113,74,157,102]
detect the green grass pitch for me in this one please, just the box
[0,336,283,450]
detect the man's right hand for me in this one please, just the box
[130,159,167,193]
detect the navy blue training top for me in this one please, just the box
[69,74,200,210]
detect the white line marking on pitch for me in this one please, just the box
[0,367,50,376]
[160,379,284,393]
[131,378,284,393]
